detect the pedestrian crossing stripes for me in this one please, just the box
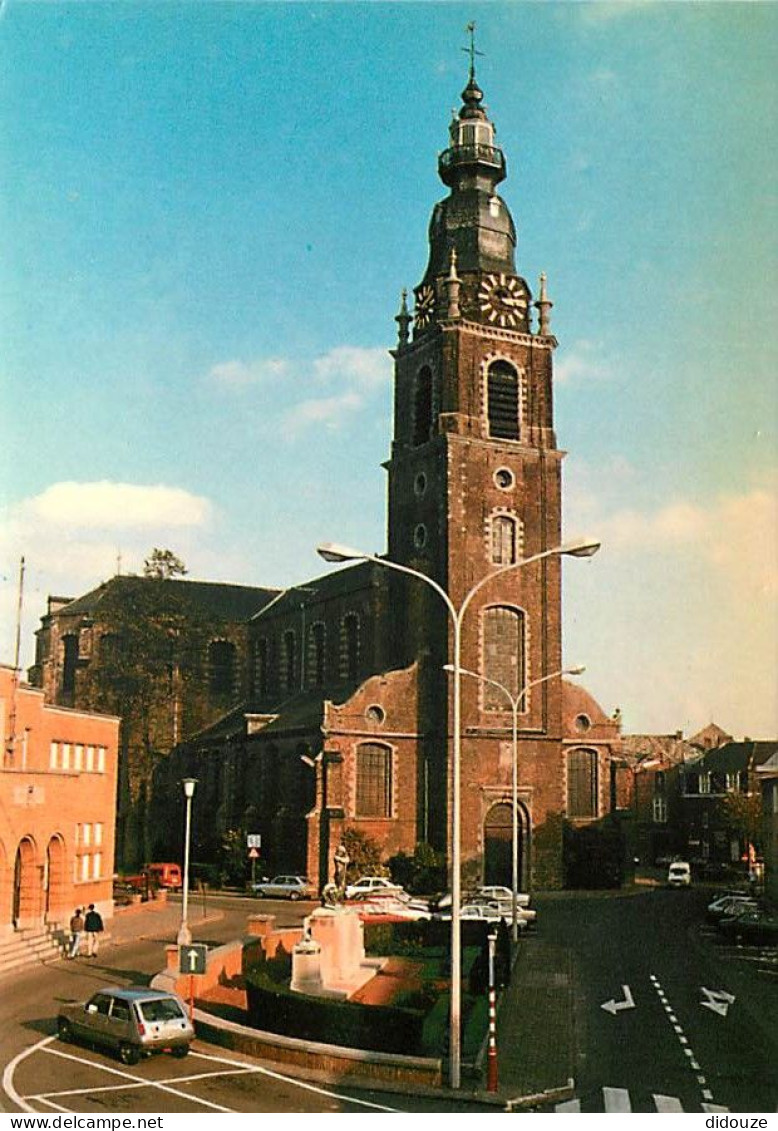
[553,1088,730,1113]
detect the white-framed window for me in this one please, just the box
[82,823,91,847]
[61,744,71,770]
[93,853,102,880]
[97,747,106,773]
[652,796,668,824]
[86,746,95,771]
[94,823,103,846]
[50,742,59,770]
[74,744,83,771]
[80,854,90,882]
[699,773,711,794]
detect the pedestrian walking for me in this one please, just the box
[68,909,84,958]
[84,904,104,956]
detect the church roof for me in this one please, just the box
[55,575,279,622]
[690,740,778,774]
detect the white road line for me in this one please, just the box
[603,1087,632,1113]
[41,1046,235,1112]
[2,1035,58,1112]
[702,1104,731,1113]
[30,1067,255,1102]
[654,1094,684,1112]
[554,1098,581,1112]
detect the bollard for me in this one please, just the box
[487,929,498,1092]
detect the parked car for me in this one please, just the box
[667,861,691,887]
[718,909,778,947]
[344,876,403,900]
[252,875,317,900]
[351,896,431,923]
[57,987,194,1065]
[436,902,527,928]
[706,894,758,923]
[436,886,530,912]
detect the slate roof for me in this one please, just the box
[692,740,778,774]
[56,575,280,622]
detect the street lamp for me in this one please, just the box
[317,535,600,1089]
[177,778,197,947]
[445,663,585,942]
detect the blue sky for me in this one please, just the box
[1,1,776,737]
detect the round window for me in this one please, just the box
[494,467,515,491]
[414,472,427,497]
[414,524,428,550]
[575,714,592,734]
[365,704,385,725]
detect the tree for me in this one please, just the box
[144,548,188,579]
[342,828,384,879]
[716,791,763,855]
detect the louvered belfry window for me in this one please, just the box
[356,743,392,818]
[487,360,520,440]
[567,748,598,818]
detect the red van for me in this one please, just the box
[145,863,182,889]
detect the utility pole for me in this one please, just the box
[6,556,25,766]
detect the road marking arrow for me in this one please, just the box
[700,987,735,1017]
[601,985,635,1015]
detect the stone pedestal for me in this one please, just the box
[292,907,383,999]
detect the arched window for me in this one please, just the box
[355,742,392,818]
[308,623,326,687]
[413,365,433,446]
[487,360,520,440]
[567,748,598,818]
[252,638,269,697]
[209,639,236,697]
[283,630,297,691]
[482,605,526,710]
[490,514,519,565]
[341,614,360,682]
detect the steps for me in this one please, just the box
[0,923,68,977]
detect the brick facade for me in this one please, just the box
[0,664,119,936]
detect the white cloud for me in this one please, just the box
[554,340,614,384]
[312,346,391,391]
[578,1,654,25]
[284,391,363,435]
[22,481,212,529]
[208,357,291,388]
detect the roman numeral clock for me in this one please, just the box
[478,272,529,329]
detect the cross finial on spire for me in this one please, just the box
[462,21,484,80]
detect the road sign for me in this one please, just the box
[248,847,259,859]
[247,834,262,849]
[179,943,207,975]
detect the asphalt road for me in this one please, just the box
[537,887,778,1114]
[0,894,492,1115]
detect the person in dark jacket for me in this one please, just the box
[84,904,104,956]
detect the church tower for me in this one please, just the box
[387,56,567,887]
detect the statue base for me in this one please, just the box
[290,906,383,1000]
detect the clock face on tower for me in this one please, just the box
[478,273,528,329]
[414,284,436,330]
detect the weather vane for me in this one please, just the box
[462,21,484,80]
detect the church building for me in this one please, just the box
[31,58,622,888]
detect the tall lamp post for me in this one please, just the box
[445,663,585,942]
[177,778,197,947]
[317,535,600,1089]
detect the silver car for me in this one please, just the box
[252,874,317,900]
[57,986,194,1065]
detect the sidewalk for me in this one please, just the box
[493,930,576,1103]
[104,898,221,949]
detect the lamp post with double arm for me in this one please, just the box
[317,535,600,1089]
[445,663,585,942]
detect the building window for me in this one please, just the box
[74,745,83,771]
[95,822,103,846]
[355,742,392,818]
[209,639,236,697]
[567,748,598,819]
[414,523,428,551]
[50,742,58,770]
[253,638,269,697]
[414,472,427,497]
[62,634,79,695]
[494,467,514,491]
[283,630,297,692]
[308,623,326,687]
[93,853,102,879]
[341,614,360,682]
[490,514,518,565]
[97,747,105,773]
[62,744,71,771]
[413,365,433,446]
[699,773,711,794]
[652,795,668,824]
[481,605,526,710]
[487,360,520,440]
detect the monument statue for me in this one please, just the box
[321,841,350,908]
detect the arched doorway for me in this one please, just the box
[483,802,530,889]
[45,835,67,922]
[13,837,38,929]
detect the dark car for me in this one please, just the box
[57,986,194,1065]
[718,909,778,947]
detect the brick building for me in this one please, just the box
[32,62,622,890]
[1,665,119,937]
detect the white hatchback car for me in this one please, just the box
[667,861,692,887]
[345,875,404,900]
